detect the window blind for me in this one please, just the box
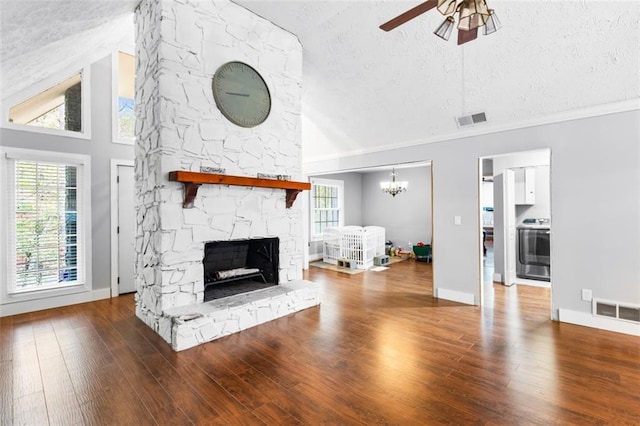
[9,160,80,292]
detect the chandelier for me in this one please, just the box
[380,168,408,197]
[433,0,502,42]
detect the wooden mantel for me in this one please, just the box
[168,171,311,208]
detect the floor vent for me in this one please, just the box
[456,112,487,128]
[594,299,640,323]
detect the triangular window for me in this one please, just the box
[9,72,83,132]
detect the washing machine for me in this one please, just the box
[516,218,551,281]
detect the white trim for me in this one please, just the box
[111,50,136,145]
[0,147,92,306]
[436,287,476,305]
[477,157,483,307]
[309,177,345,242]
[302,99,640,165]
[0,288,110,317]
[110,159,135,297]
[2,123,92,141]
[515,278,551,288]
[308,253,323,262]
[558,308,640,337]
[3,148,90,163]
[1,66,92,140]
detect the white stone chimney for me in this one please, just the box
[134,0,311,348]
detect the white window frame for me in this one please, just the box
[309,177,344,242]
[0,147,92,305]
[111,49,136,145]
[1,66,92,140]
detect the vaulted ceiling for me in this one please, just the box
[1,1,638,162]
[0,0,137,102]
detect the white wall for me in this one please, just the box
[303,110,640,327]
[493,149,550,174]
[361,166,432,249]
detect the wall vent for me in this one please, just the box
[456,112,487,128]
[593,299,640,323]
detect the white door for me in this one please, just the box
[503,169,517,286]
[117,165,136,294]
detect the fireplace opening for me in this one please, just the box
[203,237,279,301]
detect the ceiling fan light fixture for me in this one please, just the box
[483,9,502,35]
[458,0,490,19]
[437,0,458,15]
[434,16,456,41]
[458,13,487,31]
[380,0,500,44]
[458,0,490,30]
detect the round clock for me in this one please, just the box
[211,61,271,128]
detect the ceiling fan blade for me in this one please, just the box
[380,0,438,32]
[457,27,478,45]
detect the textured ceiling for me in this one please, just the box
[236,0,640,160]
[1,1,638,161]
[0,0,137,98]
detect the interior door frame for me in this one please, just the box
[110,159,134,297]
[503,168,517,286]
[430,161,435,296]
[477,149,553,315]
[477,158,483,305]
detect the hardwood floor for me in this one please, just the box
[1,260,639,425]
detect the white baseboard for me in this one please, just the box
[516,278,551,288]
[0,288,112,317]
[436,288,476,305]
[309,253,323,262]
[558,308,640,337]
[493,273,502,283]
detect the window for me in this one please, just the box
[2,148,91,295]
[8,72,84,132]
[113,51,136,143]
[310,178,344,241]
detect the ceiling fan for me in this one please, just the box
[380,0,501,45]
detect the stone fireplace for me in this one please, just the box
[133,0,319,351]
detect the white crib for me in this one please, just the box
[322,226,386,270]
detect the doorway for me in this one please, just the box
[305,161,434,291]
[478,149,552,306]
[110,160,136,296]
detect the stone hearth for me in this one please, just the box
[133,0,318,351]
[164,280,318,351]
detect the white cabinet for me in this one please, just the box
[514,167,535,205]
